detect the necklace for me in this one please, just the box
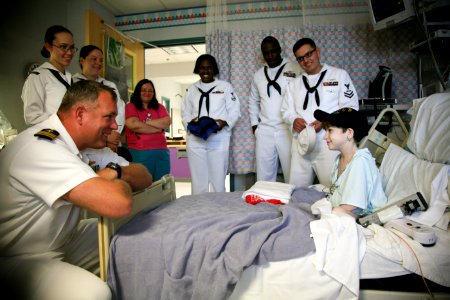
[329,149,358,196]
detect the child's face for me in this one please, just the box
[323,126,348,151]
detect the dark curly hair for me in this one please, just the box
[130,79,159,110]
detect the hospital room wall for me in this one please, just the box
[0,0,115,132]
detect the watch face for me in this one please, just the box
[106,162,122,179]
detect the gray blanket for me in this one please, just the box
[107,188,325,300]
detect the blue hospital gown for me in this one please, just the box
[329,148,387,214]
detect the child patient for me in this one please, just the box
[313,107,387,218]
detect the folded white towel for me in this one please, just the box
[242,181,296,204]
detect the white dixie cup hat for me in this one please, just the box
[297,125,316,155]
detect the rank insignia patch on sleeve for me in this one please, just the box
[34,129,60,140]
[344,83,354,98]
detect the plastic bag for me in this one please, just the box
[0,109,13,148]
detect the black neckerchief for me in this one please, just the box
[302,69,327,110]
[197,86,216,118]
[74,76,104,85]
[264,63,286,97]
[47,68,71,89]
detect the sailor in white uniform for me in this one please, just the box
[22,25,75,126]
[0,81,152,300]
[249,36,302,182]
[281,37,359,188]
[182,54,240,195]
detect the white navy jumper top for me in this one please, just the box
[181,79,240,132]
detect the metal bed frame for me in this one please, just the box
[97,174,176,281]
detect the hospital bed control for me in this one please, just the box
[384,218,437,246]
[357,192,428,227]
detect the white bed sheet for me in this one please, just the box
[230,223,450,300]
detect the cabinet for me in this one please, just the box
[169,146,191,180]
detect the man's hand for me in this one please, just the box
[97,163,152,192]
[97,166,120,180]
[293,118,307,133]
[215,119,227,130]
[309,120,322,133]
[106,131,121,152]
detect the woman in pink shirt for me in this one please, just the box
[125,79,171,180]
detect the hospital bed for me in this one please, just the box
[98,91,450,299]
[97,174,176,281]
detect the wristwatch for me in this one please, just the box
[106,162,122,179]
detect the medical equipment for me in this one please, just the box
[368,65,393,100]
[357,192,428,227]
[384,218,437,246]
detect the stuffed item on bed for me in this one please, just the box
[242,181,296,205]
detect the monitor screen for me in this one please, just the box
[369,0,415,30]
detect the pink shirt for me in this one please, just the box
[125,103,169,150]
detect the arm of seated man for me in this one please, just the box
[98,162,152,192]
[63,164,152,218]
[63,177,133,218]
[81,148,152,191]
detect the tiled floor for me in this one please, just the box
[175,175,230,198]
[174,181,192,198]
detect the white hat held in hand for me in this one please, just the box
[297,125,316,155]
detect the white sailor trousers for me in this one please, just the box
[186,130,231,195]
[255,125,292,182]
[0,219,111,300]
[289,138,338,188]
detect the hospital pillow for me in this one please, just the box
[407,92,450,165]
[380,144,449,227]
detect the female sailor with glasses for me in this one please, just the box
[281,37,359,189]
[22,25,77,125]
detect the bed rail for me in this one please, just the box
[98,174,176,281]
[359,107,409,165]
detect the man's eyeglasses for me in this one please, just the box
[53,44,78,53]
[295,48,316,62]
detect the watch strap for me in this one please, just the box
[106,162,122,179]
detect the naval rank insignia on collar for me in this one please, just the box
[34,129,60,140]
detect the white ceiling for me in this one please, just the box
[145,44,206,65]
